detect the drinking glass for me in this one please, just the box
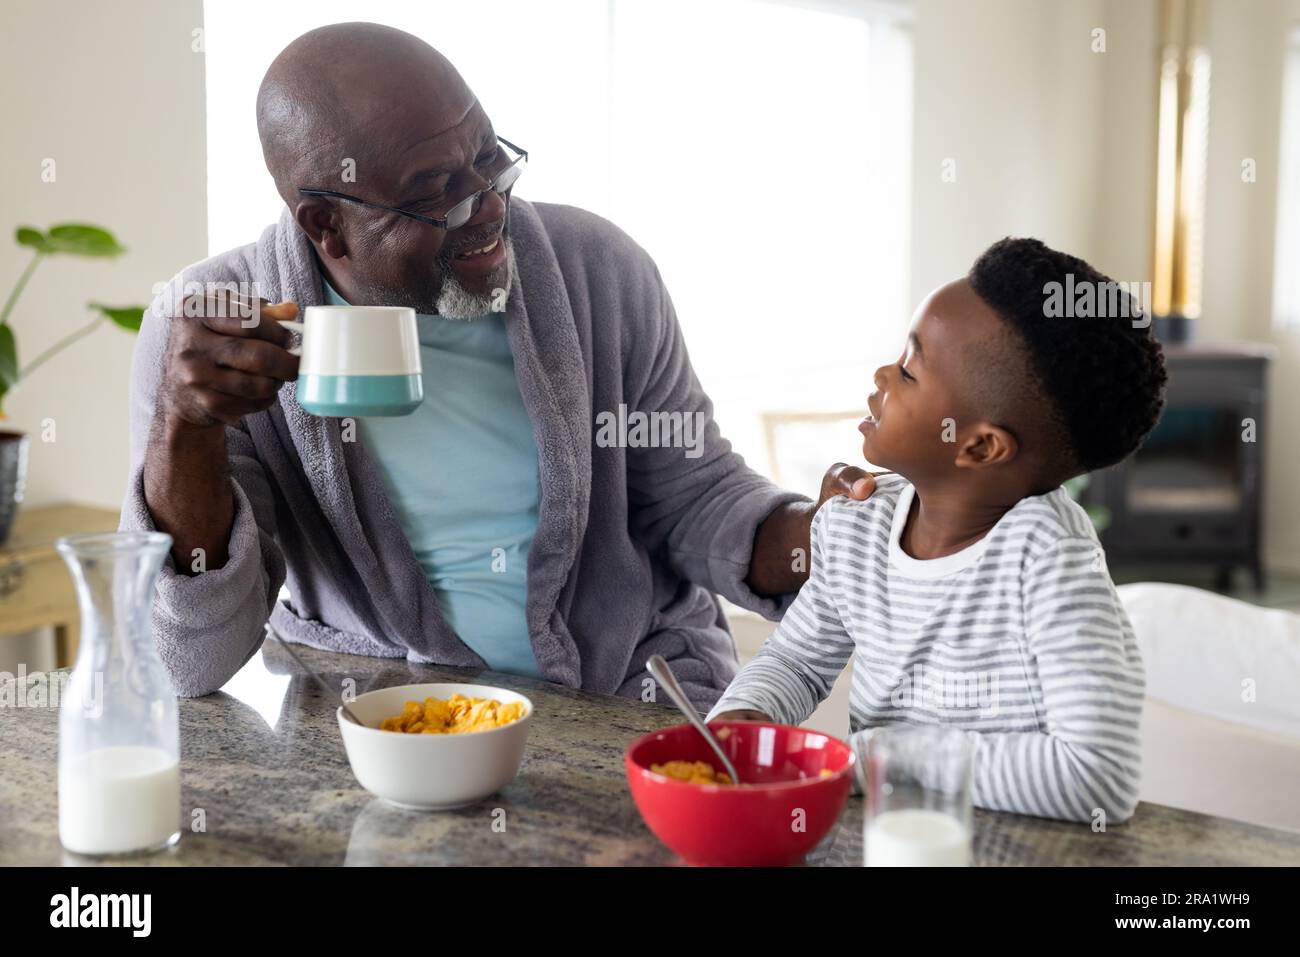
[862,725,974,867]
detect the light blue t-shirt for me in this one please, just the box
[322,282,542,677]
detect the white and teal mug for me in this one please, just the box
[279,306,422,417]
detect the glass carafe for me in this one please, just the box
[56,532,180,856]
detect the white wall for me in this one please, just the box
[912,0,1300,572]
[911,0,1108,303]
[0,0,207,511]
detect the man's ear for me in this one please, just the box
[294,199,348,260]
[953,422,1018,470]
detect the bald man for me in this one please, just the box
[124,23,873,711]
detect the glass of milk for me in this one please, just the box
[55,532,181,857]
[861,725,973,867]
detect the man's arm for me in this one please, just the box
[142,290,298,571]
[143,416,235,570]
[746,466,877,596]
[123,281,298,696]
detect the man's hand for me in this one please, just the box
[746,463,879,597]
[817,462,878,510]
[158,293,300,429]
[711,709,772,723]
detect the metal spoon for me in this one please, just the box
[264,622,365,726]
[645,654,743,785]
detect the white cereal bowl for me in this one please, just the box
[338,682,533,810]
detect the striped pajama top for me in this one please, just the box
[708,474,1145,824]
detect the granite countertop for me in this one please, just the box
[3,642,1298,866]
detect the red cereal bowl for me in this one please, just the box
[624,721,855,866]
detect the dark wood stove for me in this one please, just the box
[1082,342,1277,590]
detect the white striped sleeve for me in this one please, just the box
[961,537,1145,823]
[706,504,856,725]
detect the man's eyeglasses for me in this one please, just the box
[297,136,528,231]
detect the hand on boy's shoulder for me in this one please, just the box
[816,463,883,511]
[814,466,907,527]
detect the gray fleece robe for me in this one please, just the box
[122,198,805,712]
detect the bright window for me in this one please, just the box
[204,0,913,473]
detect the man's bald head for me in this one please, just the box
[256,22,474,204]
[254,23,516,318]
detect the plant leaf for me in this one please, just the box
[15,227,49,252]
[89,302,146,332]
[0,324,18,390]
[43,224,126,258]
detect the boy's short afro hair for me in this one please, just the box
[968,238,1167,473]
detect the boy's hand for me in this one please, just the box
[711,709,772,722]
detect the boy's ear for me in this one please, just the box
[953,422,1019,470]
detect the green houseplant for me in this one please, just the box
[0,224,146,543]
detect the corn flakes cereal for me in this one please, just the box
[647,761,835,785]
[650,760,733,785]
[380,693,525,734]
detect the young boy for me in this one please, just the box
[709,238,1166,824]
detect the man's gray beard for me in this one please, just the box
[435,237,517,320]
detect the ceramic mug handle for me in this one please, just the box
[277,319,305,357]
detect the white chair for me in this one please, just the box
[1119,582,1300,832]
